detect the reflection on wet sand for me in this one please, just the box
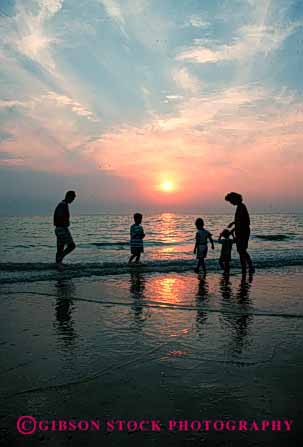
[53,279,78,351]
[51,271,256,355]
[195,275,210,330]
[147,275,188,305]
[129,272,146,327]
[219,273,254,354]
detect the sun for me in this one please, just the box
[161,180,174,192]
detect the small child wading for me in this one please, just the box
[128,213,145,264]
[218,229,235,274]
[194,218,214,274]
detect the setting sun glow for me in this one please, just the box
[161,180,174,192]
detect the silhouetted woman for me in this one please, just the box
[225,192,255,275]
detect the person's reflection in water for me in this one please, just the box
[129,271,146,329]
[233,274,254,354]
[219,273,254,354]
[219,272,233,302]
[54,279,77,351]
[195,274,209,332]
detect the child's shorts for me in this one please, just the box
[197,244,208,259]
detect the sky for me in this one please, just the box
[0,0,303,215]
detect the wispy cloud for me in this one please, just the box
[187,15,210,29]
[177,21,301,64]
[98,0,128,37]
[172,67,200,93]
[3,0,64,71]
[99,0,125,25]
[156,85,267,131]
[42,91,99,121]
[0,99,28,109]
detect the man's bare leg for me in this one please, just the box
[56,242,75,270]
[129,254,136,263]
[61,242,76,260]
[134,254,141,263]
[56,242,65,264]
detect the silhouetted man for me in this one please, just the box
[54,191,76,269]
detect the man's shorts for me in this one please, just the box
[130,246,143,255]
[55,227,74,245]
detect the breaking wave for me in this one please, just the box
[80,241,185,250]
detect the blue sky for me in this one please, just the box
[0,0,302,214]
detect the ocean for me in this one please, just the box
[1,213,303,284]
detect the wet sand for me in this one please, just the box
[1,266,303,446]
